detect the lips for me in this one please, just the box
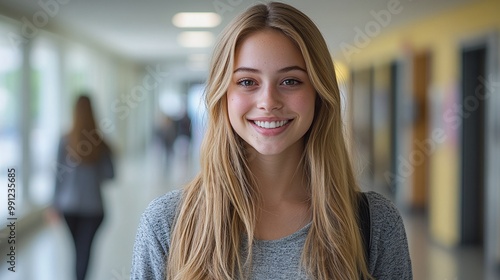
[247,118,293,136]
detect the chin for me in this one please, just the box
[250,145,286,157]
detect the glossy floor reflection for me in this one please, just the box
[403,211,498,280]
[0,148,498,280]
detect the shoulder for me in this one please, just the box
[141,189,183,237]
[58,136,68,147]
[363,191,413,278]
[144,189,183,217]
[131,189,183,279]
[135,189,184,252]
[364,191,406,243]
[364,191,402,228]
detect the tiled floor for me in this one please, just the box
[0,147,499,280]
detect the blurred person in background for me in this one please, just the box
[175,111,192,142]
[51,94,115,280]
[155,113,177,166]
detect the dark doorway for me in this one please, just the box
[372,63,397,195]
[411,52,431,210]
[460,45,486,246]
[388,62,399,196]
[351,68,374,190]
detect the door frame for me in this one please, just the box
[459,31,499,268]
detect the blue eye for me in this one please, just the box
[282,79,301,86]
[237,79,256,87]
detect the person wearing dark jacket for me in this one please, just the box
[53,94,114,280]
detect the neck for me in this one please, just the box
[248,142,308,205]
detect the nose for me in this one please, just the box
[257,85,283,111]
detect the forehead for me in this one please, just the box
[233,29,306,70]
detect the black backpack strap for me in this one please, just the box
[358,192,371,263]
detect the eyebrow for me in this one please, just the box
[233,65,307,74]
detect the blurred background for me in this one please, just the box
[0,0,499,279]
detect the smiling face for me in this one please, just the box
[227,29,316,157]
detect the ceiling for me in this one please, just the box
[0,0,474,65]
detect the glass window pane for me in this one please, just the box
[29,36,60,206]
[0,21,22,221]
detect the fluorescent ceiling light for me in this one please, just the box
[178,31,214,48]
[172,12,221,28]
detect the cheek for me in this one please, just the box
[227,93,251,119]
[292,94,316,121]
[227,93,250,127]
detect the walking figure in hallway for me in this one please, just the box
[52,94,115,280]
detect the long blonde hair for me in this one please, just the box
[168,2,371,279]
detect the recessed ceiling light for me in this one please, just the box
[178,31,214,48]
[172,12,221,28]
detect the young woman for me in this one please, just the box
[53,95,115,280]
[132,2,412,279]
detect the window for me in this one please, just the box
[29,36,60,206]
[0,21,22,221]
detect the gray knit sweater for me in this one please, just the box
[131,190,412,279]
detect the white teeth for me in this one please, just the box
[253,120,289,129]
